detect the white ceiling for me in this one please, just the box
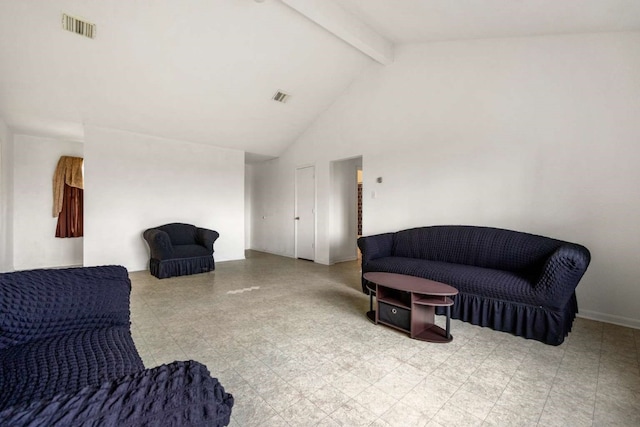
[1,1,639,158]
[338,0,640,44]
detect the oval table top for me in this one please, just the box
[364,272,458,296]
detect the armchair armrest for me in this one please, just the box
[357,233,395,263]
[534,244,591,309]
[195,227,220,250]
[0,266,131,349]
[143,229,173,260]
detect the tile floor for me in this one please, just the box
[129,251,640,427]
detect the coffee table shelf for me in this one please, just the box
[413,296,454,306]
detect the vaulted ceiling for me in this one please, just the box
[1,1,639,158]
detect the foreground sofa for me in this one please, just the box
[358,225,590,345]
[0,265,233,426]
[143,223,220,279]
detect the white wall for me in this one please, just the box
[83,126,245,271]
[244,165,253,250]
[250,32,640,328]
[0,118,13,271]
[330,157,361,263]
[12,135,83,270]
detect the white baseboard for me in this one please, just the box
[577,310,640,330]
[330,256,358,265]
[248,248,294,259]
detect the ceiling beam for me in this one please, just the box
[280,0,393,65]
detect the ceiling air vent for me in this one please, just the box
[62,14,96,39]
[272,91,290,103]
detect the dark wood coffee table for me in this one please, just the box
[364,272,458,343]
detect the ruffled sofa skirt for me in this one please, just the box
[436,292,578,345]
[149,256,215,279]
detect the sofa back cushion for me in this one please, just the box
[392,226,563,272]
[0,266,131,350]
[156,223,197,246]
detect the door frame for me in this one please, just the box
[294,164,316,261]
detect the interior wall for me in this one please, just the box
[250,32,640,328]
[83,126,245,271]
[330,157,361,263]
[12,135,83,270]
[244,164,253,250]
[0,118,13,271]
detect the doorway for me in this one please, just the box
[329,156,362,264]
[295,166,315,261]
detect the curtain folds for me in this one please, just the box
[56,184,83,238]
[53,156,84,238]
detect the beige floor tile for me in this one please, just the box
[279,398,328,426]
[448,388,496,419]
[403,377,458,418]
[482,404,538,426]
[128,251,639,427]
[379,401,429,427]
[593,398,640,427]
[329,399,379,426]
[431,402,484,427]
[538,391,594,427]
[316,417,343,427]
[352,385,399,417]
[331,371,373,398]
[308,383,352,415]
[373,369,423,399]
[229,389,277,427]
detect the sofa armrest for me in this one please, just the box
[535,244,591,309]
[358,233,395,263]
[0,266,131,349]
[196,227,220,250]
[143,229,173,260]
[0,361,234,427]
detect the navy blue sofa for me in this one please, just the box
[358,226,591,345]
[144,223,219,279]
[0,265,233,426]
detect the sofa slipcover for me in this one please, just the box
[358,225,590,345]
[0,265,233,426]
[143,223,219,279]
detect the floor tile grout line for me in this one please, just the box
[127,252,640,426]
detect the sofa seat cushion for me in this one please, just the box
[0,326,144,410]
[172,244,212,259]
[366,257,539,306]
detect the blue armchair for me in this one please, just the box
[143,223,220,279]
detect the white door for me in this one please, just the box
[295,166,315,261]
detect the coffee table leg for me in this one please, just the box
[445,306,451,339]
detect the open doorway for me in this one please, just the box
[295,165,315,261]
[357,167,363,260]
[329,156,362,264]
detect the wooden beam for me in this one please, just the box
[280,0,393,65]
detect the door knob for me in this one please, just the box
[294,217,300,220]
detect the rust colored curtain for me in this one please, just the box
[56,183,84,237]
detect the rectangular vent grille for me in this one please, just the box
[62,14,96,39]
[272,91,290,103]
